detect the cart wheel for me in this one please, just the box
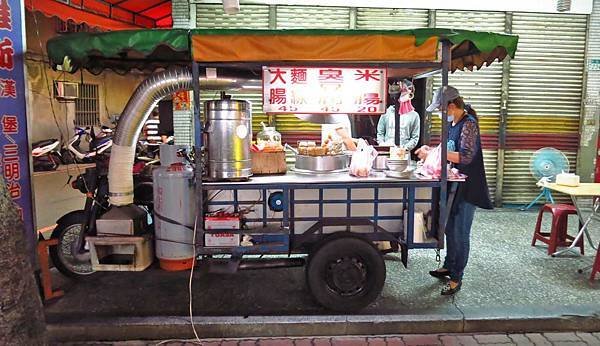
[306,236,385,312]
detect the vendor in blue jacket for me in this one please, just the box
[376,79,420,152]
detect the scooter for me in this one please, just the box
[64,126,113,163]
[49,153,154,278]
[31,138,62,172]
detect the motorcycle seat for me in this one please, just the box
[33,139,58,148]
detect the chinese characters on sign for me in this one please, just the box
[263,66,387,114]
[0,0,33,238]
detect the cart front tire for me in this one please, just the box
[306,236,385,312]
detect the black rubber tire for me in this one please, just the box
[306,235,386,312]
[49,213,96,279]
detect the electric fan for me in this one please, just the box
[521,147,570,210]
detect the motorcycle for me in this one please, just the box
[31,138,63,172]
[63,126,113,164]
[49,154,154,278]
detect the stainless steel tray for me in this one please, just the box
[384,169,414,179]
[294,154,349,172]
[290,167,349,175]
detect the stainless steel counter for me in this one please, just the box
[202,170,444,188]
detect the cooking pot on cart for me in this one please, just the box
[285,143,349,173]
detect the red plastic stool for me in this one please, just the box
[590,247,600,281]
[531,204,584,256]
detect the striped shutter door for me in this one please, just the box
[355,8,429,29]
[274,6,351,151]
[175,4,270,144]
[431,11,506,202]
[502,13,587,204]
[276,6,350,29]
[581,0,600,187]
[196,4,270,29]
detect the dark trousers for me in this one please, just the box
[443,200,477,282]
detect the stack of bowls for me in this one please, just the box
[387,158,408,172]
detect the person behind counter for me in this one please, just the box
[415,86,493,296]
[377,79,420,151]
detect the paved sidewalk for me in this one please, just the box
[46,209,600,342]
[56,332,600,345]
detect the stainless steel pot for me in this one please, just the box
[372,156,388,170]
[294,154,349,172]
[204,95,252,180]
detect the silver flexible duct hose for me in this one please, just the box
[109,67,193,205]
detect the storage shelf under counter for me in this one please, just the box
[197,171,460,256]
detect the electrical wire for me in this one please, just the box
[31,9,88,186]
[189,214,202,342]
[155,215,202,346]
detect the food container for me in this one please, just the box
[204,95,252,180]
[387,158,409,172]
[390,146,407,160]
[285,143,349,173]
[372,156,388,170]
[256,123,282,152]
[295,154,349,172]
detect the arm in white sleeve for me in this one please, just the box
[403,111,421,151]
[376,113,387,144]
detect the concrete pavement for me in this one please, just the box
[45,209,600,342]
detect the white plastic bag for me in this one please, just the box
[420,144,442,177]
[349,139,378,177]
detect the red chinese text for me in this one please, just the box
[269,68,287,84]
[363,93,382,105]
[7,181,20,199]
[0,37,13,70]
[0,78,15,98]
[3,155,19,181]
[269,88,286,104]
[1,114,17,134]
[355,69,381,82]
[290,68,307,84]
[318,69,343,83]
[0,0,11,31]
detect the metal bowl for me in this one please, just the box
[387,160,408,172]
[372,156,388,170]
[387,157,408,168]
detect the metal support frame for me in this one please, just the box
[201,180,445,257]
[553,196,600,257]
[438,40,451,248]
[495,12,512,207]
[192,62,204,249]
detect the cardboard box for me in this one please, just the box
[205,233,240,247]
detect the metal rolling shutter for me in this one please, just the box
[274,5,351,150]
[432,10,506,201]
[355,8,429,29]
[503,13,587,204]
[173,108,193,146]
[276,6,350,29]
[196,4,270,29]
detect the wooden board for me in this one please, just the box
[251,151,287,175]
[542,183,600,197]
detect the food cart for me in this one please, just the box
[46,28,518,311]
